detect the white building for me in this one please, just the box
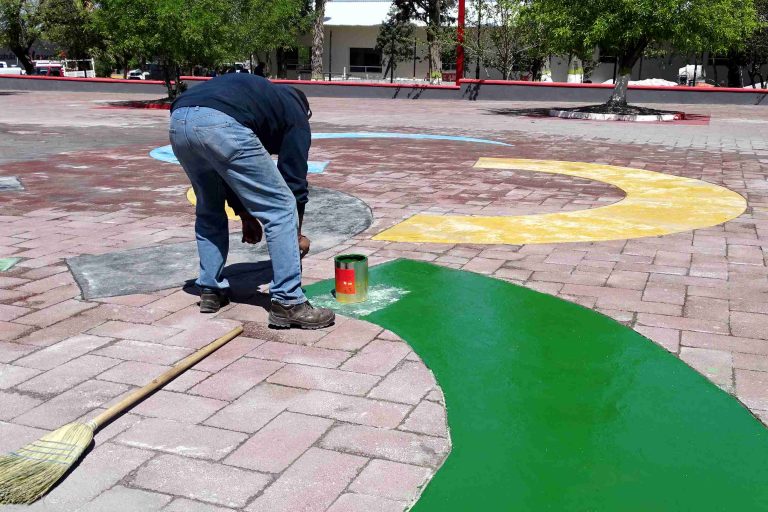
[280,0,759,87]
[287,0,436,81]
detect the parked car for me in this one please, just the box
[0,62,24,75]
[127,69,150,80]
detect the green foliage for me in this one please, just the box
[532,0,758,68]
[394,0,457,79]
[94,0,239,97]
[93,52,114,77]
[463,0,489,78]
[235,0,310,62]
[376,5,416,81]
[41,0,101,63]
[488,0,545,80]
[463,0,547,80]
[530,0,760,104]
[92,0,309,90]
[0,0,47,73]
[745,0,768,86]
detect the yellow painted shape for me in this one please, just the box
[374,158,747,245]
[186,188,240,220]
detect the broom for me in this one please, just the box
[0,325,243,504]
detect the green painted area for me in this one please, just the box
[0,258,20,272]
[305,260,768,511]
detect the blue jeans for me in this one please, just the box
[169,106,306,305]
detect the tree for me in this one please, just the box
[376,6,415,82]
[744,0,768,87]
[310,0,324,79]
[94,0,154,79]
[486,0,540,80]
[463,0,489,78]
[95,0,238,98]
[462,0,547,81]
[530,0,760,108]
[0,0,46,74]
[394,0,456,82]
[42,0,101,69]
[236,0,310,78]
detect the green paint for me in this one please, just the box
[306,260,768,511]
[0,258,20,272]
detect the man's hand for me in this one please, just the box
[241,215,263,244]
[298,234,310,258]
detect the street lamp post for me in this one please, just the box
[456,0,465,85]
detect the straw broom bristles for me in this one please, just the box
[0,421,95,504]
[0,326,243,505]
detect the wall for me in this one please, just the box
[5,75,766,105]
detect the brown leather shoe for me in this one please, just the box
[199,288,229,313]
[268,301,335,329]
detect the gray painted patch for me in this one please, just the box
[68,186,373,299]
[0,176,24,191]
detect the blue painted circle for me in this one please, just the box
[149,132,511,171]
[309,132,511,146]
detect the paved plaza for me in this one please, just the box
[0,90,767,510]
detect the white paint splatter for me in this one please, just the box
[311,284,409,317]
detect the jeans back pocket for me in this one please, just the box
[193,122,244,162]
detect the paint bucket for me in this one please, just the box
[334,254,368,303]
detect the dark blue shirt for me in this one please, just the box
[171,74,311,207]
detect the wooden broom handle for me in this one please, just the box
[87,325,243,431]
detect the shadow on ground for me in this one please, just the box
[483,107,552,118]
[181,261,274,309]
[483,107,711,125]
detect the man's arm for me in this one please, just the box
[223,180,263,244]
[223,181,246,217]
[276,124,310,231]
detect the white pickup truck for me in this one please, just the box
[0,62,24,75]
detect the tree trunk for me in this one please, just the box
[530,58,543,81]
[427,0,442,82]
[608,73,631,106]
[757,70,767,89]
[426,30,437,81]
[605,44,645,108]
[276,48,286,78]
[474,1,481,79]
[5,9,36,75]
[390,40,395,83]
[726,61,743,88]
[162,60,175,99]
[9,44,34,75]
[175,65,182,96]
[311,0,325,80]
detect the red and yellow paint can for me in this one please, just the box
[334,255,369,304]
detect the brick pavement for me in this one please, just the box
[0,91,767,508]
[0,264,449,510]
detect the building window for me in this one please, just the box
[286,47,311,71]
[349,48,382,73]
